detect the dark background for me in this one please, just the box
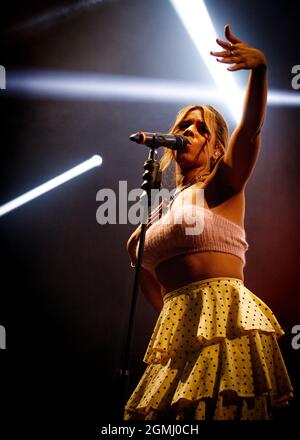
[0,0,299,435]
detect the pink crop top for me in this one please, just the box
[137,203,248,271]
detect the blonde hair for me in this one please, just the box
[160,105,229,185]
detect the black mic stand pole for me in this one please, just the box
[114,143,161,420]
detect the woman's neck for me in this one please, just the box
[180,167,211,188]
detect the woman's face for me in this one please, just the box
[174,109,214,171]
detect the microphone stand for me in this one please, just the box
[114,144,161,420]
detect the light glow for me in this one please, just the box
[7,70,300,107]
[169,0,243,122]
[8,70,219,102]
[0,155,102,217]
[5,0,106,34]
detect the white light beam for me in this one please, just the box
[0,155,103,217]
[6,70,300,107]
[169,0,243,122]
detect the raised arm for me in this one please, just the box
[211,24,268,192]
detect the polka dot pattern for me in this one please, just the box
[124,278,293,420]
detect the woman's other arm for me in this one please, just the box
[127,228,163,312]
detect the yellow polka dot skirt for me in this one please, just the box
[124,277,293,420]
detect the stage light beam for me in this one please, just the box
[6,70,300,107]
[0,155,102,217]
[169,0,243,122]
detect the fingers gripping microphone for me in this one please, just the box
[130,131,187,150]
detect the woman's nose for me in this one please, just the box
[184,126,195,137]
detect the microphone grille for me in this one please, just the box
[174,134,188,150]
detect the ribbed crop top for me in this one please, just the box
[137,203,248,271]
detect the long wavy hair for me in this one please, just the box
[160,105,229,186]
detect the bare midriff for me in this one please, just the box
[155,251,244,295]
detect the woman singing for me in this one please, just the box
[125,25,293,420]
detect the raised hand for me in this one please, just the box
[210,24,267,71]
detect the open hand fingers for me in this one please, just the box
[227,63,247,72]
[215,38,232,50]
[215,57,237,64]
[211,25,265,71]
[224,24,242,44]
[211,49,242,70]
[210,49,235,58]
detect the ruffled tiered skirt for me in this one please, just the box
[124,278,293,420]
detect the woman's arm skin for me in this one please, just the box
[211,24,268,192]
[138,268,164,312]
[127,228,163,312]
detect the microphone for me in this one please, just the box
[129,131,187,150]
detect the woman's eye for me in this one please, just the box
[178,122,189,130]
[177,121,208,134]
[198,123,208,134]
